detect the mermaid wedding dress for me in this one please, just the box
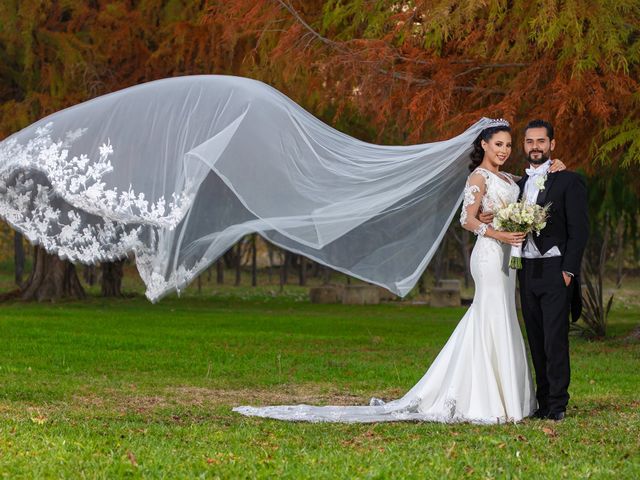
[234,167,536,424]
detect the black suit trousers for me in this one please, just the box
[518,257,572,413]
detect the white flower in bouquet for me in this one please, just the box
[494,199,550,269]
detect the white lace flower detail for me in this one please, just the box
[0,122,197,300]
[460,182,480,227]
[99,140,114,157]
[474,223,489,236]
[0,123,190,229]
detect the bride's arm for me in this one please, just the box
[460,173,525,246]
[549,158,566,173]
[459,173,491,236]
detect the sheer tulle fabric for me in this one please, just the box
[234,169,536,424]
[0,75,496,301]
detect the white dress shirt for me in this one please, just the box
[522,160,562,259]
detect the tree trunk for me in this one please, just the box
[14,232,24,286]
[83,265,97,286]
[298,255,306,286]
[281,251,289,285]
[101,259,125,297]
[267,244,274,283]
[223,250,234,269]
[279,251,289,291]
[418,271,426,294]
[251,234,257,287]
[615,216,624,285]
[433,236,448,287]
[234,242,242,286]
[21,246,85,301]
[216,259,224,284]
[322,265,331,285]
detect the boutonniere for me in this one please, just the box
[534,174,548,191]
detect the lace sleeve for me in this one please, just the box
[459,171,490,236]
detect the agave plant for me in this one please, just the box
[573,230,620,339]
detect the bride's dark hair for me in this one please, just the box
[469,125,511,172]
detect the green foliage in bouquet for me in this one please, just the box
[494,200,550,270]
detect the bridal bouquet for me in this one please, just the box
[494,200,550,269]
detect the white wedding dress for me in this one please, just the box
[234,167,536,424]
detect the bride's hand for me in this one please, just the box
[549,158,566,173]
[495,231,526,246]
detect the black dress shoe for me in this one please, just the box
[545,411,565,421]
[532,409,549,419]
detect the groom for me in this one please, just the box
[517,120,589,421]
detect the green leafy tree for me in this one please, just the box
[0,1,638,299]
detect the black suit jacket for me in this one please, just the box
[517,170,589,321]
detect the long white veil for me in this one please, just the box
[0,75,493,301]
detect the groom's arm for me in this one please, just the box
[479,210,494,224]
[561,174,589,276]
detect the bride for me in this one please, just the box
[0,74,564,423]
[234,120,564,424]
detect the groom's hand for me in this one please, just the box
[479,211,494,224]
[562,271,573,286]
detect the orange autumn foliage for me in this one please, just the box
[206,0,640,174]
[0,0,638,173]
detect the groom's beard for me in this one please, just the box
[527,149,550,165]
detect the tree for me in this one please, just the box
[5,1,636,170]
[101,259,125,297]
[206,0,640,173]
[13,232,24,286]
[0,1,638,300]
[0,1,251,299]
[20,246,85,301]
[251,234,258,287]
[0,1,254,139]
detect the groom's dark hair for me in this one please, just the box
[524,119,554,140]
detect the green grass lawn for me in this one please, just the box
[0,292,638,478]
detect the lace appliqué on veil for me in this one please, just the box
[0,123,196,300]
[233,395,518,424]
[0,123,190,229]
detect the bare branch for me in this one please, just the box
[455,63,528,78]
[272,0,507,95]
[274,0,343,50]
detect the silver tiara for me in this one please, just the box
[488,118,510,127]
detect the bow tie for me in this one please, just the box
[525,163,551,177]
